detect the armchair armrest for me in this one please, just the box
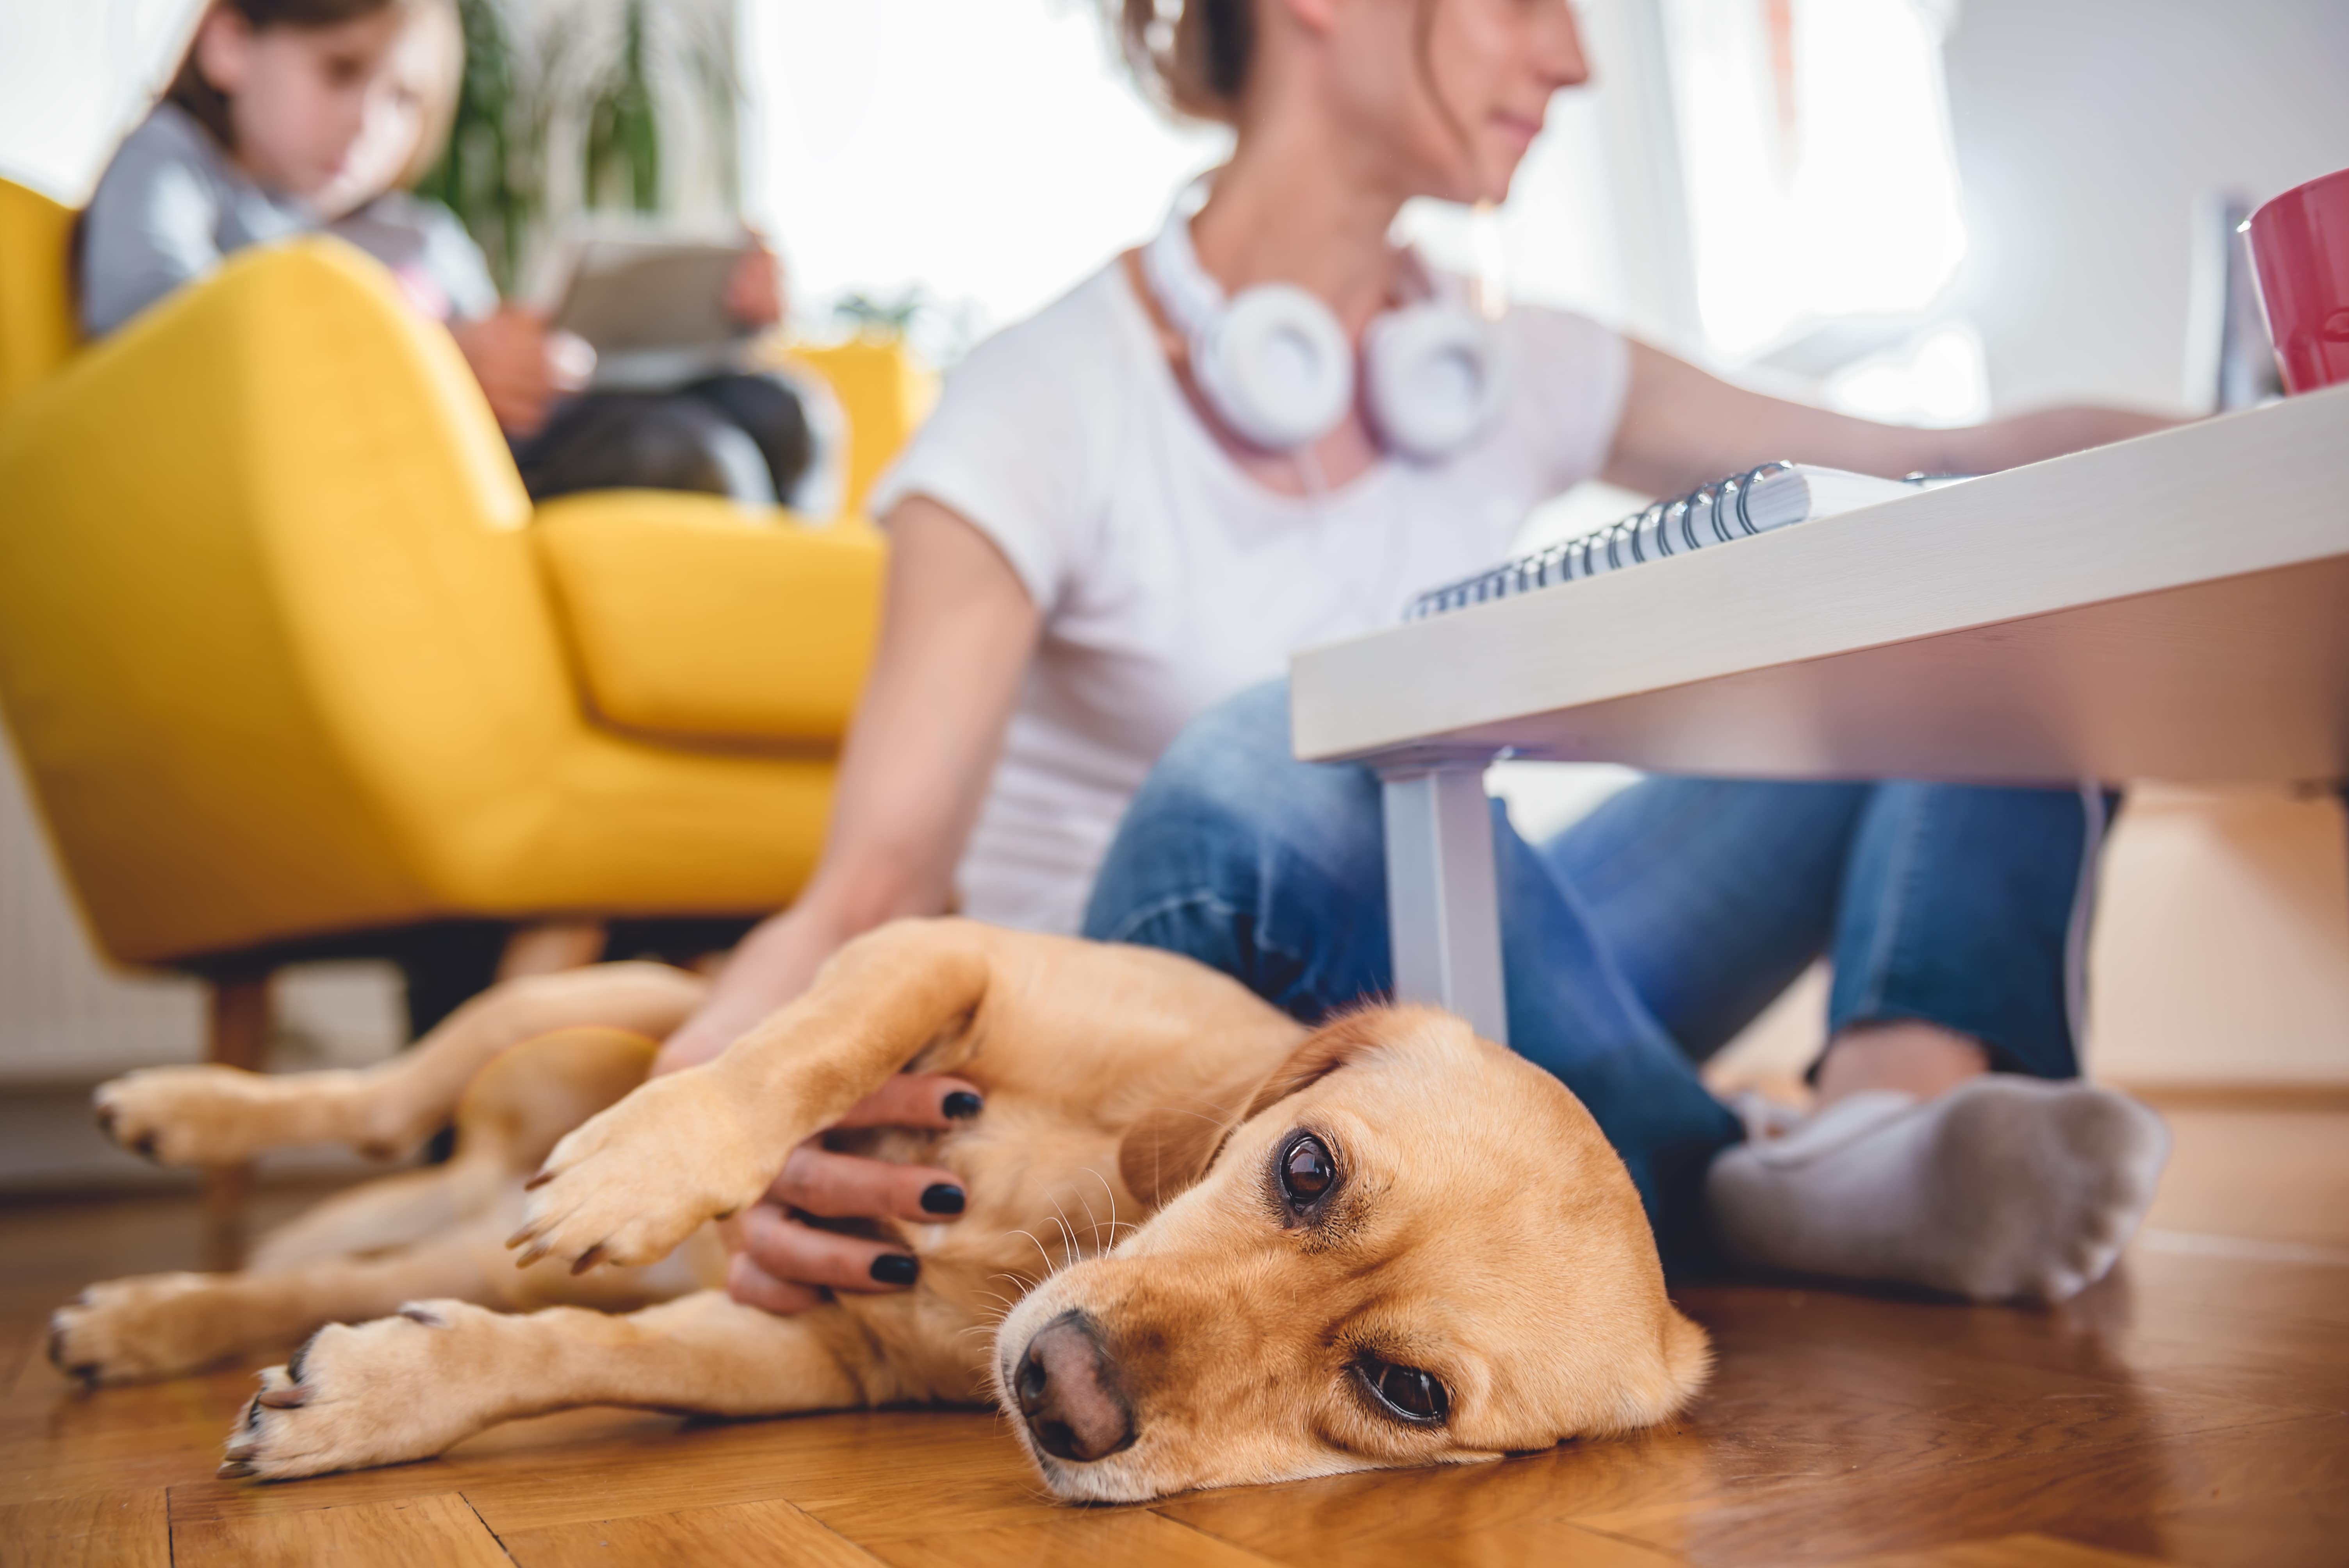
[532,493,885,747]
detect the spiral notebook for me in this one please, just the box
[1406,463,1967,621]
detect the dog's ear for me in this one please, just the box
[1117,1009,1394,1213]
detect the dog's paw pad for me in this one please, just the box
[508,1077,771,1272]
[219,1306,493,1481]
[46,1312,100,1384]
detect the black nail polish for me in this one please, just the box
[870,1253,920,1286]
[920,1183,966,1215]
[943,1090,983,1120]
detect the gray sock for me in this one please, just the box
[1706,1076,2171,1303]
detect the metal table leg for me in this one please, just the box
[1378,763,1507,1045]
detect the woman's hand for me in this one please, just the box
[654,497,1042,1313]
[723,235,787,331]
[448,306,593,437]
[720,1071,986,1314]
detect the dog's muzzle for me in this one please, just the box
[1012,1310,1135,1463]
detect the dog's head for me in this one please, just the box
[992,1005,1711,1502]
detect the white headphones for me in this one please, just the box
[1141,198,1506,461]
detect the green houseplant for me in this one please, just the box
[418,0,741,296]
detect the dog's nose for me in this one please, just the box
[1013,1310,1134,1463]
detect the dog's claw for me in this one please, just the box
[256,1385,308,1408]
[217,1460,257,1480]
[504,1225,535,1251]
[515,1240,552,1269]
[523,1169,553,1191]
[570,1245,605,1276]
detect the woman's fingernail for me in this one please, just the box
[920,1183,966,1215]
[870,1253,920,1286]
[943,1090,983,1119]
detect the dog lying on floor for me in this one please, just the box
[54,918,1709,1501]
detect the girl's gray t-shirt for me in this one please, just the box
[78,103,497,338]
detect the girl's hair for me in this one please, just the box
[164,0,462,187]
[1108,0,1256,124]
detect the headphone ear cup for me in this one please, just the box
[1362,301,1504,460]
[1195,284,1356,451]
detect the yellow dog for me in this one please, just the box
[57,918,1708,1501]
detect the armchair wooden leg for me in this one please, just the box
[201,973,273,1269]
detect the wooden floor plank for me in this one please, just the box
[872,1510,1287,1568]
[1176,1504,1688,1568]
[500,1497,884,1566]
[0,1487,169,1568]
[173,1491,511,1568]
[1838,1533,2174,1566]
[1159,1438,1727,1564]
[1577,1411,2347,1566]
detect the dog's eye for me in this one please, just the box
[1278,1133,1336,1209]
[1359,1358,1450,1425]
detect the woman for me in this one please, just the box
[665,0,2171,1311]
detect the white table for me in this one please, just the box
[1288,383,2349,1044]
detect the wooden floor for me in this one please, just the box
[2,1095,2343,1567]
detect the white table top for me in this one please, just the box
[1290,381,2349,788]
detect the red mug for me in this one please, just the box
[2246,166,2349,395]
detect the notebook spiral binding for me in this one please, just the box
[1405,460,1798,622]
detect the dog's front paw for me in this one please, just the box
[506,1070,772,1273]
[50,1274,237,1384]
[219,1302,497,1481]
[93,1066,283,1166]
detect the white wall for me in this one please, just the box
[0,0,200,201]
[1942,0,2349,414]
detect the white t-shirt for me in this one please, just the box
[868,260,1627,936]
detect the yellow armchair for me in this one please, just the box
[0,178,900,978]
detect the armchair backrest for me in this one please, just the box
[0,236,576,964]
[0,180,80,422]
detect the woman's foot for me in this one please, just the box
[1813,1019,1990,1105]
[1706,1074,2169,1303]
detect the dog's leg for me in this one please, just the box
[221,1291,876,1481]
[246,1027,661,1271]
[92,963,705,1167]
[48,1231,500,1386]
[50,1198,719,1386]
[510,920,1002,1270]
[244,1161,491,1273]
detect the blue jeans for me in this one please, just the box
[1081,681,2109,1267]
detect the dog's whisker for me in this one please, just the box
[1009,1229,1059,1281]
[1080,1166,1128,1253]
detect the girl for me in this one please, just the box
[78,0,831,511]
[665,0,2174,1315]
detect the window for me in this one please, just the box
[1661,0,1983,420]
[740,0,1226,358]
